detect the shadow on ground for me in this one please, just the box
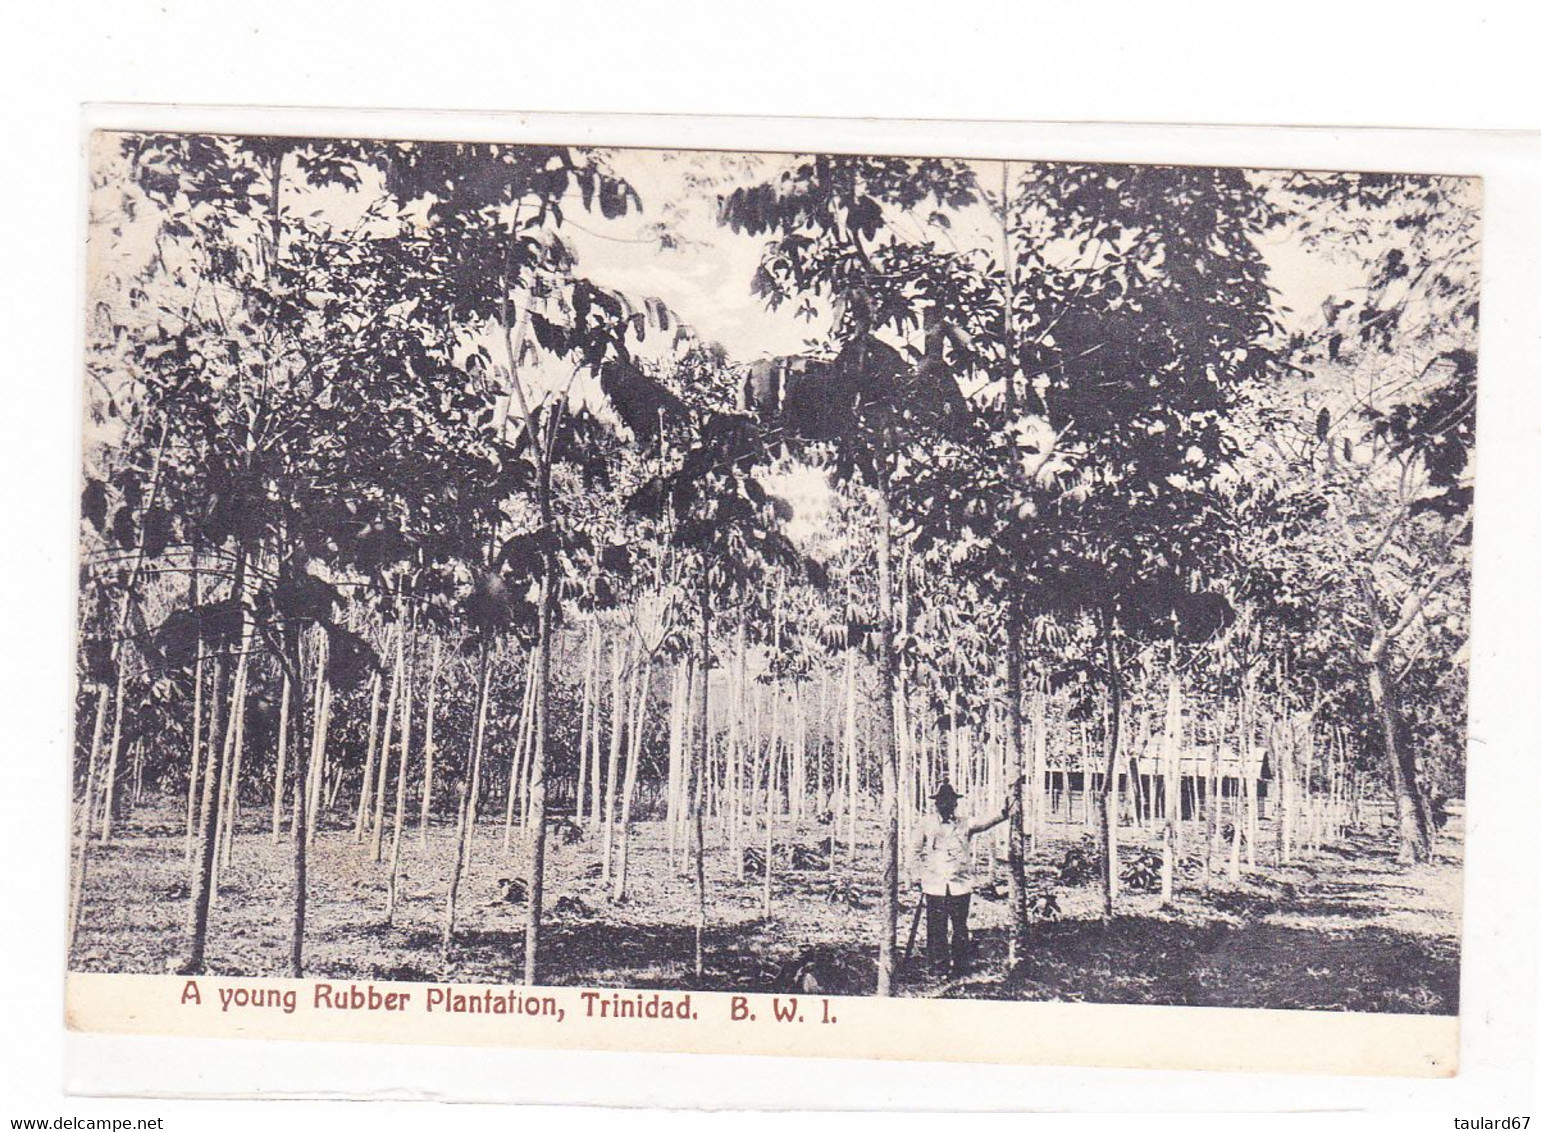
[300,896,1456,1015]
[71,810,1462,1015]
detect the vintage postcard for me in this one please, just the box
[67,112,1480,1082]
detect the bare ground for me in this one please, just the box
[69,802,1463,1014]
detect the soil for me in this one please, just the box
[69,801,1463,1014]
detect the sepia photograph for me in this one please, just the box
[66,125,1480,1070]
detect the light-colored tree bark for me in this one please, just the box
[304,648,331,848]
[1204,703,1222,890]
[182,551,250,973]
[184,645,204,862]
[287,629,321,978]
[575,626,597,829]
[874,482,900,996]
[270,671,291,843]
[504,660,537,852]
[612,657,651,902]
[417,637,442,846]
[371,639,402,863]
[219,655,251,870]
[600,641,626,886]
[97,660,128,844]
[1159,668,1183,907]
[67,686,111,954]
[209,643,250,899]
[1097,621,1125,918]
[665,663,685,865]
[692,600,711,980]
[762,736,776,921]
[354,669,382,843]
[386,625,415,921]
[842,646,858,864]
[587,639,605,835]
[443,645,492,955]
[1002,616,1030,961]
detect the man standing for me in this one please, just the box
[911,780,1015,975]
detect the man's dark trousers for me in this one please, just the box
[925,892,971,971]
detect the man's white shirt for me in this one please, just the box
[913,812,993,896]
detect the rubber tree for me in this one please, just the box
[387,139,715,982]
[1246,170,1479,862]
[997,162,1278,916]
[113,133,511,975]
[108,133,378,973]
[629,397,828,979]
[722,154,992,993]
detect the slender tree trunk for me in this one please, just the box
[794,683,807,823]
[576,626,597,829]
[1367,654,1432,862]
[182,655,228,973]
[443,645,492,955]
[1241,674,1259,870]
[305,653,331,846]
[895,677,912,876]
[220,656,252,870]
[1301,725,1319,851]
[613,657,650,903]
[1227,694,1243,882]
[1272,716,1290,865]
[682,662,699,866]
[1228,780,1243,881]
[68,686,110,955]
[665,664,684,865]
[290,670,304,841]
[355,670,382,843]
[288,632,318,978]
[1002,606,1029,961]
[729,627,745,868]
[1080,725,1094,832]
[129,738,143,811]
[371,639,402,863]
[874,482,899,996]
[442,781,468,953]
[208,662,239,900]
[270,672,291,843]
[762,738,776,921]
[1204,702,1222,890]
[815,671,828,816]
[1031,689,1048,846]
[601,642,626,885]
[1159,666,1182,907]
[588,641,605,835]
[1330,728,1346,844]
[693,597,711,981]
[184,643,205,863]
[1097,620,1125,919]
[417,637,442,847]
[181,550,246,974]
[523,564,554,985]
[1243,734,1258,871]
[505,662,537,852]
[98,660,127,844]
[842,646,857,864]
[386,625,414,922]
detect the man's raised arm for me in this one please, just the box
[966,778,1022,836]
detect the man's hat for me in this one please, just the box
[931,781,963,806]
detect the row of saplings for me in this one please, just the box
[464,770,1350,994]
[472,797,1432,996]
[480,816,1187,963]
